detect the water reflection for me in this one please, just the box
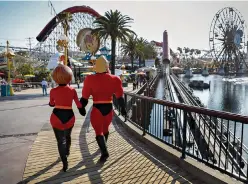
[149,75,248,147]
[178,74,248,116]
[178,74,248,147]
[149,78,166,141]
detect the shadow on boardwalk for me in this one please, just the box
[18,105,204,184]
[18,107,105,184]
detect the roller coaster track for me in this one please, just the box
[165,74,202,158]
[169,74,247,177]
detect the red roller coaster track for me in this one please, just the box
[36,6,101,42]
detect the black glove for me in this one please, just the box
[120,107,127,116]
[80,98,88,108]
[117,97,126,116]
[49,102,55,107]
[78,107,86,116]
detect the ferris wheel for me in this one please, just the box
[209,7,248,72]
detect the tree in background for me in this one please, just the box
[33,67,51,82]
[155,57,161,68]
[121,35,143,72]
[176,47,203,68]
[136,37,147,68]
[93,10,136,74]
[16,63,34,76]
[143,43,157,60]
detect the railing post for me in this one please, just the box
[124,94,127,122]
[137,99,141,126]
[131,103,137,122]
[143,98,147,136]
[181,110,187,159]
[142,90,149,136]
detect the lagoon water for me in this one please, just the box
[151,74,248,147]
[178,74,248,116]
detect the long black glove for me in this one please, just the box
[80,98,88,107]
[78,107,86,116]
[79,97,88,116]
[49,102,55,107]
[117,97,127,116]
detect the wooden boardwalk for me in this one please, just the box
[21,105,204,184]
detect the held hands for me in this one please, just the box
[78,107,86,116]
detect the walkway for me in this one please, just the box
[21,101,204,184]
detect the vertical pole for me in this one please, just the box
[79,66,81,81]
[124,94,127,122]
[6,41,10,84]
[63,12,69,67]
[181,110,187,159]
[6,40,14,96]
[73,65,77,81]
[64,23,68,67]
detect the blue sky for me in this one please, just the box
[0,1,248,51]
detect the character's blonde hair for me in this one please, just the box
[94,55,109,73]
[52,64,73,84]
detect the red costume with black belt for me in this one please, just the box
[49,64,85,172]
[82,73,123,135]
[49,85,82,130]
[80,55,126,162]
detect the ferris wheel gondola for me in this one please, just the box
[209,7,247,73]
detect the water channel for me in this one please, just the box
[178,74,248,147]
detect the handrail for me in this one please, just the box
[124,91,248,123]
[121,89,248,182]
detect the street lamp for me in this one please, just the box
[57,34,69,66]
[57,12,72,67]
[5,41,15,96]
[121,64,125,72]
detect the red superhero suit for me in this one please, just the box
[80,56,126,162]
[49,85,83,130]
[49,64,85,172]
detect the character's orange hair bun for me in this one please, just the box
[52,64,73,84]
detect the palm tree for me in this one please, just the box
[195,49,201,57]
[136,37,147,68]
[121,35,142,72]
[177,47,183,55]
[155,57,161,68]
[92,10,136,74]
[143,43,157,63]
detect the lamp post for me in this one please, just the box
[57,34,69,66]
[57,12,72,66]
[121,64,125,74]
[5,41,15,96]
[121,64,128,87]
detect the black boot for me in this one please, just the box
[65,127,73,157]
[104,132,109,143]
[65,139,71,157]
[62,158,68,172]
[96,135,109,162]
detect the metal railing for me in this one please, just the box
[114,91,248,183]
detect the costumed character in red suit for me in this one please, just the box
[49,64,86,172]
[80,56,126,162]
